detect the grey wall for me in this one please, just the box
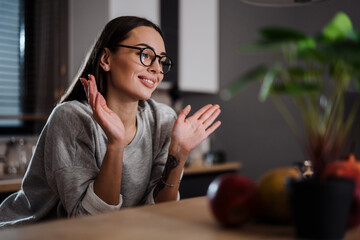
[181,0,360,180]
[68,0,109,83]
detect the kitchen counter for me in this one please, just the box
[180,162,241,198]
[183,162,241,175]
[0,177,22,193]
[0,196,359,240]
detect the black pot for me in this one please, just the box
[287,177,355,239]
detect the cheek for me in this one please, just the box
[112,59,137,78]
[116,56,144,73]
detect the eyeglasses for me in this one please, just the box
[117,44,173,74]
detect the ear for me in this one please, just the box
[100,48,111,71]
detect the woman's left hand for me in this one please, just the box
[171,104,221,156]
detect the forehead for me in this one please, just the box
[123,26,165,53]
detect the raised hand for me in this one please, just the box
[171,104,221,156]
[80,75,125,145]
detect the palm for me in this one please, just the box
[172,105,221,153]
[80,75,125,143]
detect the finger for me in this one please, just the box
[94,93,118,136]
[198,104,220,122]
[205,121,222,136]
[97,92,112,114]
[88,74,98,109]
[192,104,213,120]
[94,92,100,111]
[80,78,89,101]
[93,92,106,122]
[203,108,221,129]
[177,105,191,122]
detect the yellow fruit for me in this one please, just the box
[257,167,301,223]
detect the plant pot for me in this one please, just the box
[287,177,355,239]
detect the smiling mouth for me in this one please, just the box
[139,76,156,88]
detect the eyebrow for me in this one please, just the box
[135,43,167,56]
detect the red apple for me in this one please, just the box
[207,173,258,227]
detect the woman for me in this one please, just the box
[0,16,221,227]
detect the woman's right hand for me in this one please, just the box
[80,75,125,145]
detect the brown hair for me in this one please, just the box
[58,16,163,104]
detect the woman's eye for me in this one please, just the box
[141,53,151,59]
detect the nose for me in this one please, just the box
[148,58,162,74]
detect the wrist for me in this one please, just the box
[169,141,190,163]
[107,141,125,152]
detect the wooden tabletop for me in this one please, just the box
[0,196,359,240]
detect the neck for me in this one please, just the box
[107,96,138,129]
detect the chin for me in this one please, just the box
[137,92,153,101]
[139,96,151,101]
[133,85,158,101]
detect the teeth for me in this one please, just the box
[144,79,154,84]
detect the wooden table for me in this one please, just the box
[0,196,359,240]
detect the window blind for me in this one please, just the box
[0,0,22,127]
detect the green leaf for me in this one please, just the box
[259,64,281,101]
[328,40,360,62]
[287,67,324,81]
[297,38,316,51]
[222,65,267,100]
[260,27,308,42]
[287,67,308,79]
[297,47,327,63]
[356,79,360,92]
[322,12,353,41]
[239,28,315,54]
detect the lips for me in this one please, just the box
[139,76,156,88]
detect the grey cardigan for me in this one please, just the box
[0,99,177,228]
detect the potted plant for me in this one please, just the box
[223,12,360,239]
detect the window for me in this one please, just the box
[0,0,23,128]
[0,0,68,135]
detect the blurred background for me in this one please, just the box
[0,0,359,186]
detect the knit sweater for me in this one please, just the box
[0,99,177,228]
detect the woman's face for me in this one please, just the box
[106,26,166,102]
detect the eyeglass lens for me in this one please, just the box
[140,48,172,74]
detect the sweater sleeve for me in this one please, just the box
[52,167,123,216]
[44,102,122,217]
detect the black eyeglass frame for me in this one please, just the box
[116,44,173,74]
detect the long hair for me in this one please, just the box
[58,16,163,104]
